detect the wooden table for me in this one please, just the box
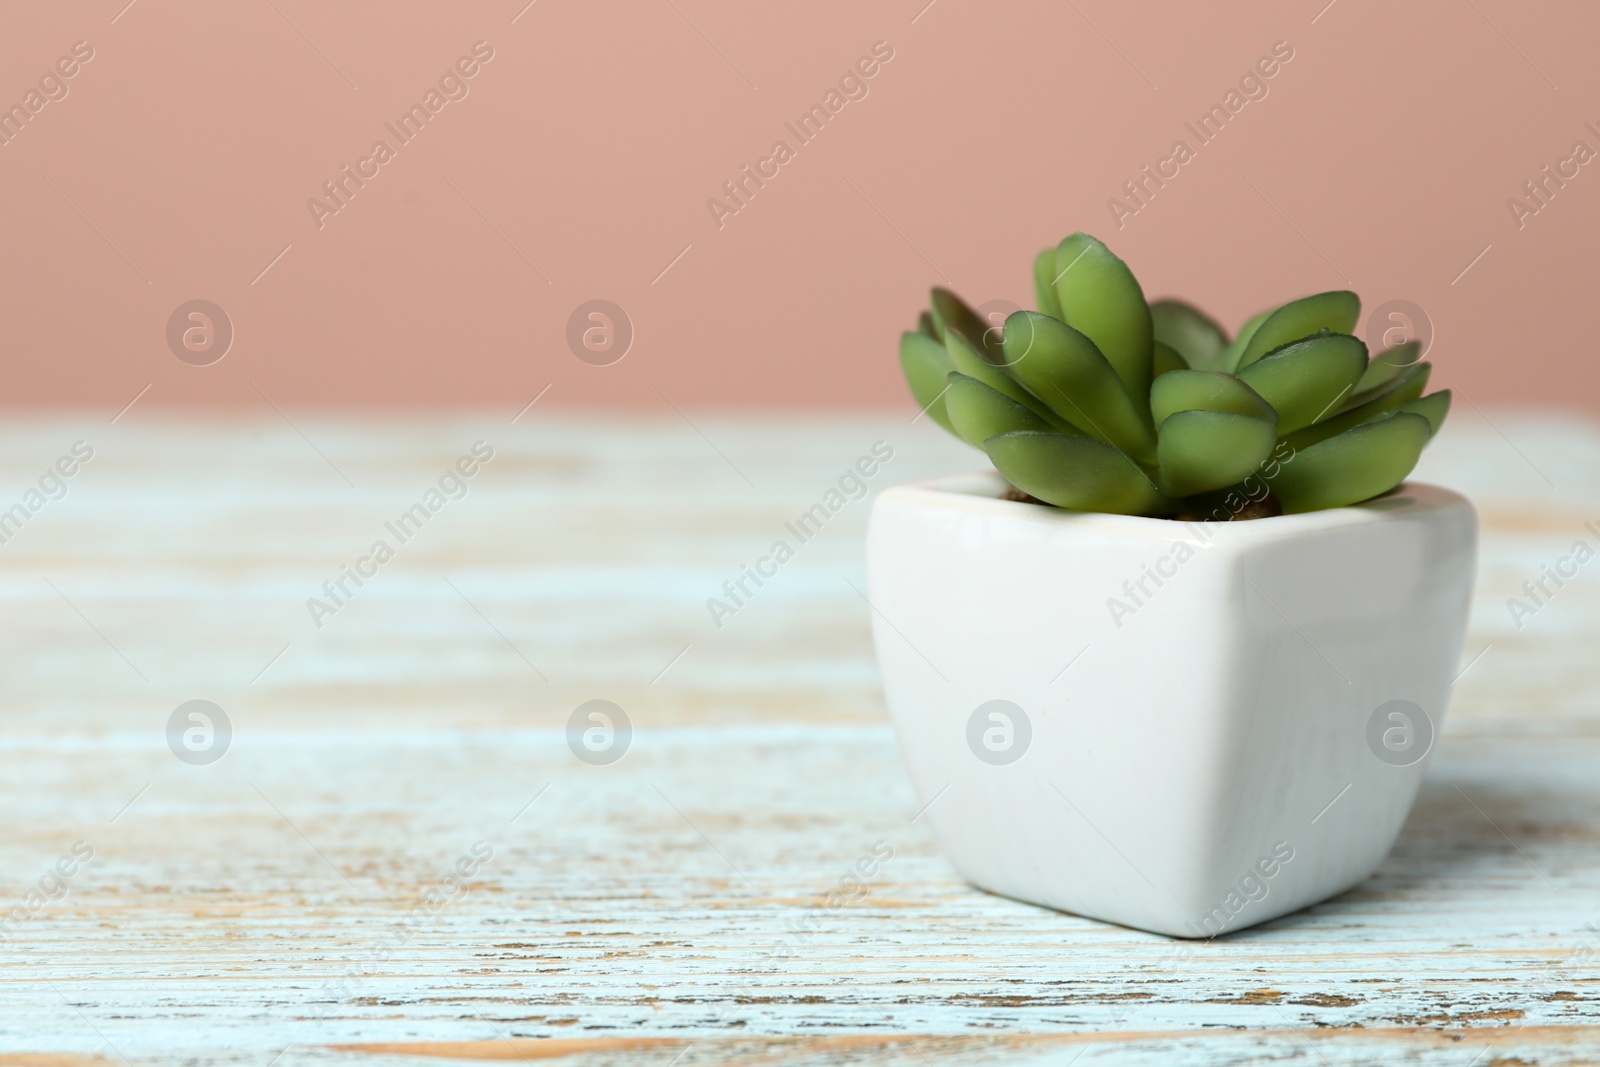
[1,410,1597,1066]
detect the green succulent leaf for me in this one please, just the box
[1153,341,1190,378]
[917,311,939,340]
[1268,412,1432,513]
[1150,370,1276,429]
[1390,389,1451,436]
[1033,248,1064,321]
[1151,299,1229,372]
[1346,342,1422,408]
[1157,410,1279,498]
[1001,310,1156,463]
[930,287,990,352]
[1053,233,1154,403]
[944,372,1055,447]
[1283,361,1431,451]
[1215,306,1273,372]
[986,431,1167,515]
[1364,358,1431,406]
[1232,290,1361,371]
[944,327,1068,429]
[1236,332,1369,435]
[900,331,959,435]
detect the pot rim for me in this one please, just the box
[879,471,1473,545]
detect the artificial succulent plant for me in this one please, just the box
[900,233,1449,518]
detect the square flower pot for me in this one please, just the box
[866,472,1477,937]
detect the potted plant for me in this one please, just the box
[869,233,1475,938]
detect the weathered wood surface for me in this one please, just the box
[0,410,1597,1066]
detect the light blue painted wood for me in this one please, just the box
[0,413,1594,1065]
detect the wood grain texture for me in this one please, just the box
[0,410,1596,1066]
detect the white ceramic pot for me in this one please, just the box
[866,472,1477,938]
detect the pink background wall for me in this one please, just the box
[0,0,1594,410]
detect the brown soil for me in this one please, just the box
[1000,483,1285,520]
